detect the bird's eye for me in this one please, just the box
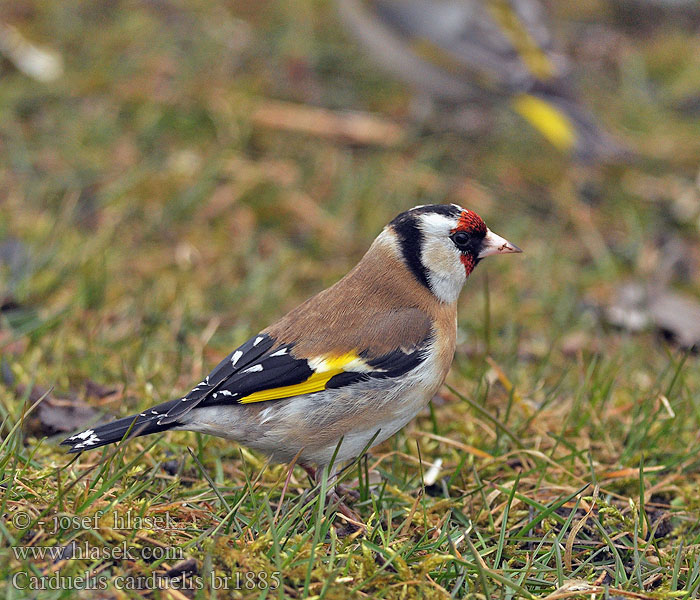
[451,231,470,250]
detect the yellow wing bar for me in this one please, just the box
[238,352,361,404]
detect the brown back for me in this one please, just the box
[264,235,457,358]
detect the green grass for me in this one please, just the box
[2,0,700,598]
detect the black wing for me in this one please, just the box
[157,331,433,424]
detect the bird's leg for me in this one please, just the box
[303,464,358,499]
[301,464,317,483]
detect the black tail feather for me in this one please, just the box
[60,399,182,453]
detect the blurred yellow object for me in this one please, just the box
[336,0,629,163]
[512,93,575,151]
[487,0,555,80]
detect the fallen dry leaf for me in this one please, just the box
[18,385,99,437]
[605,282,700,350]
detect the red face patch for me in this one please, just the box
[460,253,477,276]
[451,210,487,236]
[451,210,487,277]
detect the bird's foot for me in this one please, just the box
[301,464,365,532]
[335,481,361,500]
[327,490,365,533]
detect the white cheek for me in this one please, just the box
[420,238,466,303]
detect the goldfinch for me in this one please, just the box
[62,205,520,502]
[336,0,628,163]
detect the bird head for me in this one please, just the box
[387,204,521,303]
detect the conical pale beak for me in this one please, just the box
[477,229,523,259]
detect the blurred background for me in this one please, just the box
[2,0,700,595]
[1,0,700,456]
[1,0,699,383]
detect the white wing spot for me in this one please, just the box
[243,364,263,373]
[231,350,243,367]
[253,336,264,346]
[218,390,233,396]
[194,377,208,389]
[74,433,100,449]
[270,347,288,357]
